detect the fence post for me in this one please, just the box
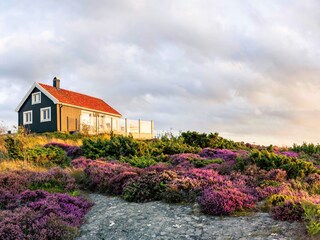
[138,119,141,139]
[111,117,113,133]
[125,118,128,136]
[151,120,154,137]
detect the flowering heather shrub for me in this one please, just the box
[0,171,32,193]
[278,151,299,158]
[184,168,227,188]
[163,176,202,203]
[45,142,83,158]
[255,186,282,200]
[84,160,141,194]
[270,201,304,222]
[29,167,77,193]
[0,190,93,239]
[305,173,320,185]
[199,148,238,161]
[198,187,256,215]
[71,157,94,169]
[215,160,236,175]
[170,153,199,169]
[123,170,176,202]
[169,153,224,169]
[108,171,140,195]
[265,169,287,182]
[305,173,320,195]
[145,162,171,172]
[0,168,76,194]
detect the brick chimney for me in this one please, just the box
[53,77,60,89]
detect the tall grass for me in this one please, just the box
[0,160,47,172]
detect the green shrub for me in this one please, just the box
[259,180,282,187]
[303,202,320,236]
[192,158,223,168]
[4,135,23,159]
[148,135,201,156]
[26,146,68,166]
[250,150,315,178]
[81,138,109,159]
[120,156,157,168]
[107,135,140,158]
[291,142,320,155]
[181,131,211,148]
[265,194,294,209]
[81,135,143,159]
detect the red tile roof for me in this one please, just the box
[39,83,121,116]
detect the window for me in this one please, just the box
[32,92,41,104]
[40,107,51,122]
[81,111,93,125]
[23,111,32,125]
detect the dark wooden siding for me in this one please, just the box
[18,87,57,133]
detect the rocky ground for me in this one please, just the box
[77,194,309,240]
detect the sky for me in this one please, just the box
[1,0,320,146]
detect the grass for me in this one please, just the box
[0,160,47,172]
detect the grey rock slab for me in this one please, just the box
[77,194,308,240]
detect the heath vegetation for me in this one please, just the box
[0,130,319,239]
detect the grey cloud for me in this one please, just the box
[1,0,320,145]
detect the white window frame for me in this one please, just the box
[81,110,94,126]
[40,107,51,122]
[31,92,41,105]
[23,110,33,125]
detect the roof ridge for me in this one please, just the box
[38,82,106,101]
[37,82,121,116]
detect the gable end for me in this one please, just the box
[15,82,59,112]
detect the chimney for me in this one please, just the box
[53,77,60,89]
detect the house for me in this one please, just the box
[16,77,126,134]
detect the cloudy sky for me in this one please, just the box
[1,0,320,145]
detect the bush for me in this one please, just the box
[265,194,294,209]
[270,201,304,222]
[265,169,287,182]
[170,153,223,169]
[198,187,256,215]
[81,135,143,159]
[303,202,320,236]
[0,190,93,240]
[0,171,32,194]
[4,136,23,159]
[250,150,315,178]
[29,167,77,193]
[120,156,157,168]
[291,142,320,155]
[163,176,201,203]
[45,142,82,158]
[40,131,84,141]
[181,131,210,148]
[148,135,201,156]
[26,146,68,166]
[84,160,140,194]
[123,170,176,202]
[199,148,239,161]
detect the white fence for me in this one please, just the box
[117,119,154,139]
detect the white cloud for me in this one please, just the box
[1,0,320,145]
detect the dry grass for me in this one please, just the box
[0,160,47,172]
[24,136,82,149]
